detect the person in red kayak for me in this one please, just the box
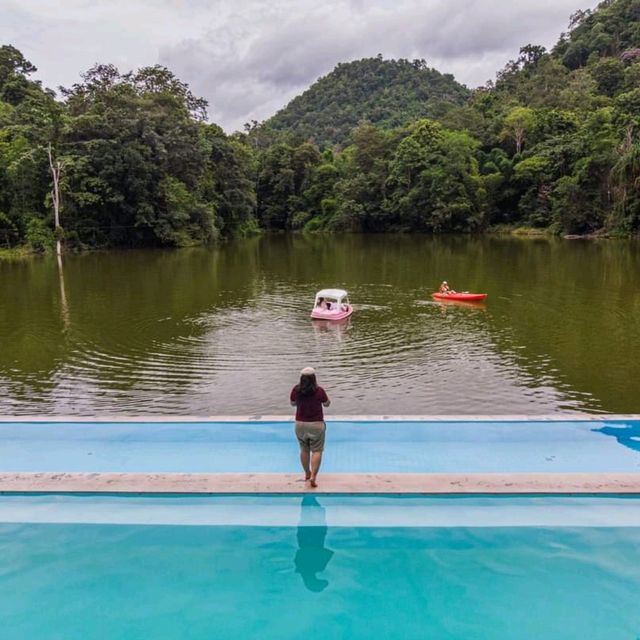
[439,281,456,294]
[290,367,331,488]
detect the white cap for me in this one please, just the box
[300,366,316,376]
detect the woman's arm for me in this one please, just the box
[323,397,331,407]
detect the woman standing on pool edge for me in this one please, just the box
[291,367,330,488]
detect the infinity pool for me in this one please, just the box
[1,419,639,472]
[0,495,638,640]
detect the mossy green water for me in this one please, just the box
[0,234,639,414]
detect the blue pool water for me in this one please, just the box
[1,495,639,640]
[0,419,639,472]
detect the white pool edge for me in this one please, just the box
[1,414,638,422]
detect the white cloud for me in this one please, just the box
[1,0,600,131]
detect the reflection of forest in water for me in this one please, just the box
[0,235,639,414]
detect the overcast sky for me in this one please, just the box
[2,0,600,132]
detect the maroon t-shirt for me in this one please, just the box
[290,385,328,422]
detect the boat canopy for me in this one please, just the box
[315,288,348,300]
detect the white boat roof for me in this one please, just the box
[315,288,348,298]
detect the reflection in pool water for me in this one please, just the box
[593,423,640,454]
[294,496,334,592]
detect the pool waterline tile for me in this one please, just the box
[1,494,640,527]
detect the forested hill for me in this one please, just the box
[255,0,640,236]
[264,57,470,146]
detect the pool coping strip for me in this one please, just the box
[1,414,639,423]
[1,472,639,495]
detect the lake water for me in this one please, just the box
[1,235,639,415]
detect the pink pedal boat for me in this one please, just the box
[310,288,354,320]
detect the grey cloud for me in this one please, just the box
[161,0,598,131]
[2,0,600,131]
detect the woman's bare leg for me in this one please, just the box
[310,451,323,487]
[300,449,311,480]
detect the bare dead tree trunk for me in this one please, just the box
[515,128,524,155]
[624,124,633,149]
[47,143,62,257]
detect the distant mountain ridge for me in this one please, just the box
[264,56,470,146]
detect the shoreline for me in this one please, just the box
[0,247,36,261]
[1,229,636,260]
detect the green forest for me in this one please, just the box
[1,0,640,251]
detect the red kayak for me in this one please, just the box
[432,292,487,302]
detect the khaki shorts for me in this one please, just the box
[295,421,326,453]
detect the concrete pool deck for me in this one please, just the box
[1,415,640,495]
[2,471,640,494]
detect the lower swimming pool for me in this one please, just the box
[1,495,638,640]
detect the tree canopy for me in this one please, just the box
[0,54,256,249]
[1,0,640,251]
